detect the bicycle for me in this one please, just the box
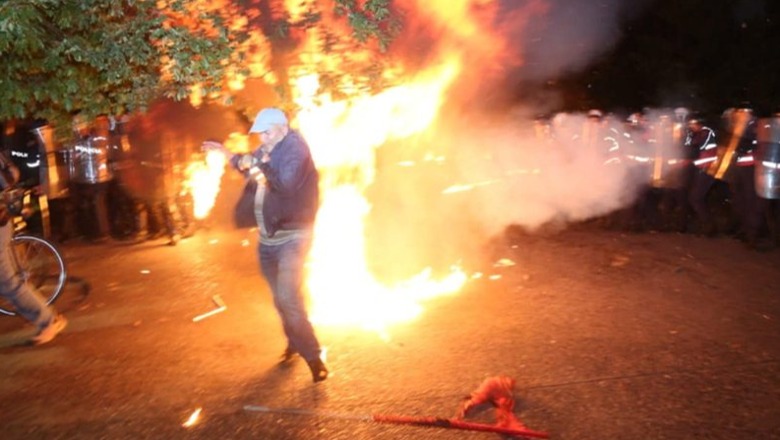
[0,188,67,316]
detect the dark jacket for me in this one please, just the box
[231,129,319,237]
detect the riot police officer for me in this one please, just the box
[724,108,762,246]
[755,113,780,248]
[620,112,658,231]
[687,116,720,235]
[69,113,114,242]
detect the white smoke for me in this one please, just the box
[366,0,670,275]
[439,107,692,234]
[422,0,661,233]
[497,0,654,81]
[438,113,634,232]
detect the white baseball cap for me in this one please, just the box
[249,108,288,133]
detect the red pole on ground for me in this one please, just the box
[371,414,550,439]
[244,406,549,439]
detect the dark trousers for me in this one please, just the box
[761,198,780,243]
[106,180,142,239]
[659,165,695,232]
[730,165,762,242]
[689,170,717,231]
[72,182,111,240]
[48,197,77,242]
[621,183,657,231]
[142,198,181,239]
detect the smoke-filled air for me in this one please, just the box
[166,0,670,332]
[243,0,670,332]
[334,0,659,279]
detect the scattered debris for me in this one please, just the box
[182,407,202,428]
[192,295,227,322]
[610,255,630,267]
[494,258,516,268]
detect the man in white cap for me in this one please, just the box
[204,107,327,382]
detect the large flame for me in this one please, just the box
[292,57,470,331]
[183,150,227,219]
[181,0,524,333]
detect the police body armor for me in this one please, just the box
[621,121,654,184]
[31,124,71,199]
[70,135,113,184]
[649,115,687,188]
[707,108,754,180]
[755,115,780,199]
[10,127,42,188]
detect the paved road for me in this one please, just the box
[1,226,779,439]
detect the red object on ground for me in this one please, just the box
[371,413,550,439]
[453,375,546,437]
[244,375,550,438]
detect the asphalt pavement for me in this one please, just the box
[1,223,779,440]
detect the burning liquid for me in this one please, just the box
[306,185,467,332]
[296,58,468,333]
[184,150,227,219]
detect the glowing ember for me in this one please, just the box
[182,408,202,428]
[494,258,516,268]
[442,180,498,195]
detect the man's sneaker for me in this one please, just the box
[31,314,67,345]
[307,358,329,383]
[279,346,298,365]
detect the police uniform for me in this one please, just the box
[688,120,720,235]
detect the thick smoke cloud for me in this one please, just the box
[497,0,653,81]
[368,0,668,276]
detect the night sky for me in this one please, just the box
[509,0,780,118]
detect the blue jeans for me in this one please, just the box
[258,236,321,362]
[0,223,55,330]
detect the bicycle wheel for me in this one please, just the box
[0,235,67,316]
